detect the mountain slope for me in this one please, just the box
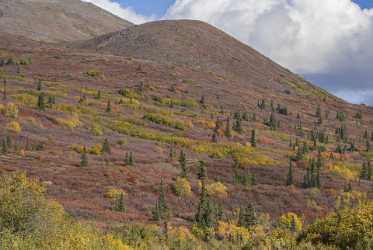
[0,0,132,42]
[75,20,339,103]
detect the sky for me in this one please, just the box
[81,0,373,105]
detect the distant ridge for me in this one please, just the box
[0,0,132,42]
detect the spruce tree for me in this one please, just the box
[80,150,88,167]
[250,129,257,147]
[37,93,45,111]
[195,181,214,228]
[197,160,207,180]
[233,117,242,133]
[152,179,169,222]
[102,138,111,155]
[238,203,257,228]
[3,79,7,100]
[36,80,42,91]
[225,118,232,138]
[106,100,112,113]
[115,193,126,212]
[179,150,188,177]
[1,139,8,154]
[286,160,294,186]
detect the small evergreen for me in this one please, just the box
[197,160,207,180]
[80,150,88,167]
[179,150,188,177]
[114,193,126,212]
[225,118,232,138]
[195,181,215,228]
[250,129,257,147]
[106,100,112,113]
[37,93,46,111]
[152,179,169,222]
[286,160,294,186]
[102,138,111,155]
[238,204,257,228]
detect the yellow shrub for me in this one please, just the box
[14,93,37,106]
[105,188,126,199]
[91,124,103,136]
[216,221,252,243]
[0,103,19,118]
[7,121,21,133]
[56,113,80,129]
[71,144,102,155]
[326,162,359,181]
[206,182,228,197]
[278,212,303,232]
[103,234,132,250]
[174,177,192,197]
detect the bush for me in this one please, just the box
[174,177,192,197]
[0,103,19,118]
[278,212,303,233]
[55,113,80,129]
[7,121,21,133]
[143,113,187,130]
[206,182,228,197]
[0,172,132,250]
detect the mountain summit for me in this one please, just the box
[0,0,132,42]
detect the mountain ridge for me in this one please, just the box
[0,0,132,42]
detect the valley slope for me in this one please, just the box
[0,19,372,229]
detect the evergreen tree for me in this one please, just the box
[3,79,7,100]
[36,80,42,91]
[152,179,169,222]
[106,100,112,113]
[95,90,101,100]
[114,193,126,212]
[233,117,243,133]
[238,203,257,229]
[250,130,257,147]
[1,139,8,154]
[179,150,188,177]
[225,118,232,138]
[197,161,207,180]
[169,144,176,161]
[37,93,45,111]
[195,181,214,228]
[286,160,294,186]
[80,150,88,167]
[102,138,111,155]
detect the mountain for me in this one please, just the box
[75,20,339,104]
[0,12,373,249]
[0,0,132,42]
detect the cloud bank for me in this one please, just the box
[83,0,373,105]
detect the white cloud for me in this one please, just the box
[81,0,153,24]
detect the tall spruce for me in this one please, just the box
[152,179,169,222]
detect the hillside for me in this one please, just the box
[0,18,373,249]
[0,0,132,42]
[75,20,340,104]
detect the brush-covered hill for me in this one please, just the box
[75,20,341,105]
[0,0,132,42]
[0,18,373,249]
